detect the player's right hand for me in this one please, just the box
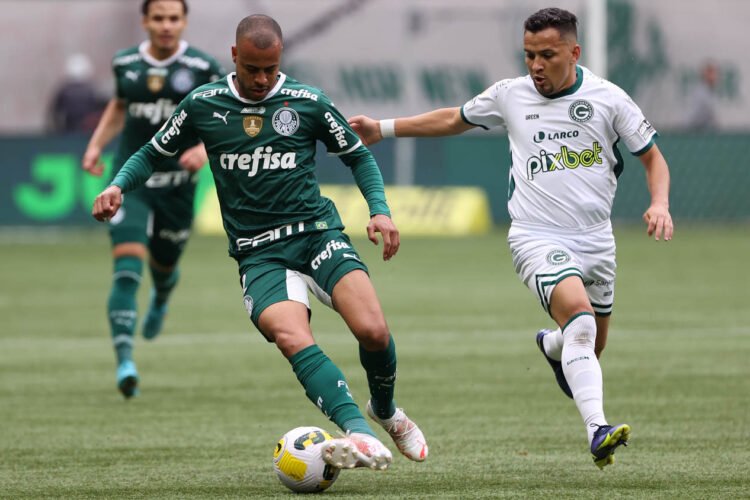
[82,146,105,176]
[348,115,382,146]
[92,185,123,222]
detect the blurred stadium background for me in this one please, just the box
[1,0,748,228]
[2,1,749,498]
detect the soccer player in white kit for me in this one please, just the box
[348,7,673,468]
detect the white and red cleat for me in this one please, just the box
[322,432,392,470]
[366,401,428,462]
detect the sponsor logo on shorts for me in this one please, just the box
[236,222,306,250]
[158,228,191,244]
[243,295,254,318]
[569,99,594,123]
[583,279,614,287]
[311,240,351,270]
[546,250,571,265]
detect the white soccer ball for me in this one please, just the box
[273,426,341,493]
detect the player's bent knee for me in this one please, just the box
[352,320,390,351]
[272,331,315,358]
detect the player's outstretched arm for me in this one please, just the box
[92,185,122,222]
[348,107,475,145]
[639,144,673,241]
[82,98,126,177]
[367,214,400,261]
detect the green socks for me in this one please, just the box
[290,344,374,436]
[360,334,397,420]
[108,256,142,363]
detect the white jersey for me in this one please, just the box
[462,65,656,229]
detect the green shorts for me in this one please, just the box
[236,229,369,337]
[108,183,195,266]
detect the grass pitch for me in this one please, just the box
[1,224,748,498]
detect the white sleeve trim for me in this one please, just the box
[150,137,178,157]
[328,139,363,156]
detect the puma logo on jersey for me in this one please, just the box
[219,147,297,177]
[125,70,140,81]
[342,253,360,261]
[213,110,229,124]
[525,142,603,180]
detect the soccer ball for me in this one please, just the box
[273,426,341,493]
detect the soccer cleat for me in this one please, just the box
[322,432,392,470]
[366,401,428,461]
[142,291,167,340]
[536,329,573,399]
[590,423,631,469]
[116,359,139,399]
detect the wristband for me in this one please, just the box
[380,119,396,138]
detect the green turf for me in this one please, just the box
[1,224,749,498]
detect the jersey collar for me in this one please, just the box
[138,40,188,67]
[227,71,287,103]
[544,65,584,99]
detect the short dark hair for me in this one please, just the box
[141,0,188,16]
[236,14,283,48]
[524,8,578,39]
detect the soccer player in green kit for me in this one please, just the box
[92,15,428,471]
[82,0,223,399]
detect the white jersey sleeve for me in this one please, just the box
[611,86,657,155]
[461,79,518,130]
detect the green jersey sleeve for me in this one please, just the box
[110,95,198,192]
[149,96,199,159]
[314,95,364,156]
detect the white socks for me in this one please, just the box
[561,313,607,443]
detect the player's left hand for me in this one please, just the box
[92,185,123,222]
[367,214,400,261]
[643,203,673,241]
[178,143,208,172]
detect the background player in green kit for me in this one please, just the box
[349,8,673,469]
[92,15,427,471]
[82,0,223,398]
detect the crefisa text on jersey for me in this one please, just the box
[279,88,319,101]
[220,147,297,177]
[324,112,348,148]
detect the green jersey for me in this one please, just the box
[112,40,223,174]
[112,72,390,257]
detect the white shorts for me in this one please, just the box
[507,220,616,316]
